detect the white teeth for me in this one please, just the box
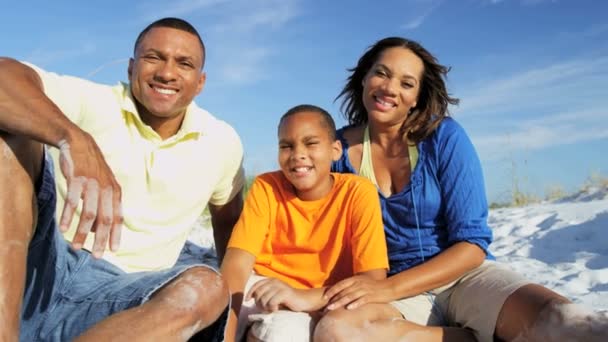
[294,167,311,172]
[154,87,176,95]
[375,96,394,107]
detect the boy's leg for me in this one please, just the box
[235,274,317,342]
[0,133,44,341]
[247,311,316,342]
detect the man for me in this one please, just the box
[0,17,244,341]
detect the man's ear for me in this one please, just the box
[127,58,134,81]
[196,72,206,95]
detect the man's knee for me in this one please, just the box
[0,133,44,242]
[0,132,44,184]
[155,267,229,326]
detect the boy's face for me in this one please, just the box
[278,111,342,201]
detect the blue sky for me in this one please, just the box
[2,0,607,203]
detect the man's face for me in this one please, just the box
[128,26,205,133]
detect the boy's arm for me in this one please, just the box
[290,267,387,311]
[220,247,256,342]
[247,279,329,313]
[324,179,389,310]
[247,267,387,314]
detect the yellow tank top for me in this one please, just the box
[359,125,418,186]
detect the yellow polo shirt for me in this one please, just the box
[28,63,245,272]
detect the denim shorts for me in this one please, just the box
[20,151,226,341]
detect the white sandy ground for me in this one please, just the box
[187,187,608,314]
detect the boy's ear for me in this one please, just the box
[331,139,343,161]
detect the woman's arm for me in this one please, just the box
[326,241,484,310]
[327,120,491,310]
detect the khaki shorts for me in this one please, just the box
[390,260,530,342]
[236,274,315,342]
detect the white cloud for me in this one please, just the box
[457,53,608,160]
[210,0,298,33]
[484,0,556,5]
[138,0,301,86]
[401,0,442,30]
[472,107,608,160]
[455,56,608,118]
[139,0,228,21]
[214,47,273,85]
[26,42,97,66]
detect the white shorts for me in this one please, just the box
[236,274,316,342]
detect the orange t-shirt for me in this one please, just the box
[227,171,388,289]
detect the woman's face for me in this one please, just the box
[361,47,423,128]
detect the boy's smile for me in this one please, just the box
[278,111,342,201]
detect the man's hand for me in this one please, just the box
[246,278,313,313]
[324,275,392,311]
[57,132,123,258]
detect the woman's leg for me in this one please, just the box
[495,283,608,341]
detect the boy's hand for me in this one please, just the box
[324,275,390,310]
[246,278,311,313]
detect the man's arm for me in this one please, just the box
[208,190,243,264]
[0,57,123,256]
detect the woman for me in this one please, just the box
[313,37,606,341]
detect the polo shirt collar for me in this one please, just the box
[116,82,206,141]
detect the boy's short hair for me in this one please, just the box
[278,104,337,140]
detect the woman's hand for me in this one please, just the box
[324,275,393,310]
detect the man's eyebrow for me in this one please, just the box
[176,55,196,63]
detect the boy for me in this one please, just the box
[220,104,389,341]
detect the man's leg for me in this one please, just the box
[0,132,43,341]
[74,266,229,341]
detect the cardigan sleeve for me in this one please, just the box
[435,119,493,254]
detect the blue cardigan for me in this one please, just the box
[332,118,494,276]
